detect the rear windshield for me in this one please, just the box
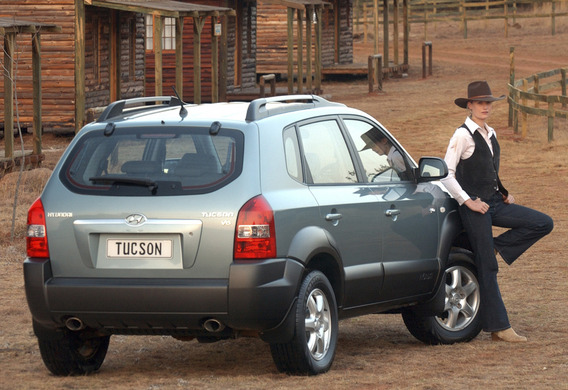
[60,126,244,196]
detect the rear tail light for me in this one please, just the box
[234,195,276,260]
[26,198,49,258]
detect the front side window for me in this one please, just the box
[343,119,411,182]
[61,127,243,196]
[298,120,357,184]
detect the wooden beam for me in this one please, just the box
[32,30,42,156]
[314,6,322,93]
[153,15,164,96]
[193,16,206,104]
[211,15,219,103]
[306,6,313,92]
[75,0,86,133]
[287,7,294,94]
[109,10,120,102]
[4,33,14,158]
[175,17,184,98]
[296,9,303,94]
[219,15,228,102]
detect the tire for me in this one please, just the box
[37,329,110,376]
[269,271,338,375]
[402,250,482,345]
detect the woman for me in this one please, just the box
[441,81,553,342]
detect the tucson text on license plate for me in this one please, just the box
[107,239,173,258]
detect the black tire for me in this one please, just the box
[37,329,110,376]
[269,271,338,375]
[402,250,482,345]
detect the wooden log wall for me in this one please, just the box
[0,0,76,133]
[256,0,354,77]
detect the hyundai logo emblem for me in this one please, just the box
[125,214,147,226]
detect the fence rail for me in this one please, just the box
[508,48,568,141]
[354,0,568,39]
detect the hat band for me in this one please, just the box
[468,94,494,100]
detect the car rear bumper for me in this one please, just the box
[24,257,304,335]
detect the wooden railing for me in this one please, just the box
[508,48,568,142]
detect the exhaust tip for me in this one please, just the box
[65,317,85,331]
[203,318,225,333]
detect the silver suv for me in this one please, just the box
[24,95,480,376]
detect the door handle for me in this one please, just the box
[385,209,400,221]
[325,213,343,221]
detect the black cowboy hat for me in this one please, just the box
[455,80,506,108]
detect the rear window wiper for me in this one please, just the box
[89,175,158,192]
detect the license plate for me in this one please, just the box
[107,239,173,259]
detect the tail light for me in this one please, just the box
[234,195,276,260]
[26,198,49,258]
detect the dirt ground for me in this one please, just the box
[1,17,567,390]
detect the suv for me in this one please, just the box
[24,95,480,376]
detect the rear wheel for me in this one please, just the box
[402,250,482,344]
[37,328,110,376]
[269,271,338,375]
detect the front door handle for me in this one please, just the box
[325,213,343,221]
[385,209,400,221]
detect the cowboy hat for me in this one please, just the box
[454,80,505,108]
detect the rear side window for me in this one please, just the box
[60,127,243,195]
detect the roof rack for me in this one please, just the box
[245,95,344,122]
[97,96,182,122]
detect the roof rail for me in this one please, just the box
[245,94,344,122]
[97,96,182,122]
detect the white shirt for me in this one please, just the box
[387,145,406,172]
[441,116,497,205]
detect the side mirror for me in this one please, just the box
[415,157,448,182]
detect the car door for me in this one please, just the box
[342,117,441,302]
[296,118,384,307]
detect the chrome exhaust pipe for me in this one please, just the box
[203,318,225,333]
[65,317,85,331]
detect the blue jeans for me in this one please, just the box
[458,192,553,332]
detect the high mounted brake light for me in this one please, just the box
[234,195,276,260]
[26,198,49,258]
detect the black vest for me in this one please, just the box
[455,125,508,200]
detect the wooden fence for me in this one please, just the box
[508,48,568,142]
[354,0,568,40]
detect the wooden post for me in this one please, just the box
[561,68,567,109]
[4,33,14,158]
[32,30,42,156]
[74,0,85,133]
[315,7,322,94]
[211,15,218,103]
[383,0,389,70]
[521,79,528,138]
[175,17,184,99]
[403,0,409,67]
[153,15,164,97]
[373,0,379,54]
[287,7,294,94]
[508,47,515,127]
[297,9,304,94]
[504,2,508,38]
[219,15,228,102]
[462,0,467,39]
[393,0,399,66]
[551,0,556,36]
[534,75,540,109]
[193,16,206,104]
[306,6,313,92]
[547,101,554,141]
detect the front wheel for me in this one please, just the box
[37,328,110,376]
[269,270,338,375]
[402,250,482,345]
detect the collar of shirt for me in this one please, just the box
[463,116,497,139]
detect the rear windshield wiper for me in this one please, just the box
[89,175,158,192]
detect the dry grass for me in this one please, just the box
[1,17,567,390]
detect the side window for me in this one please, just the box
[343,119,410,182]
[298,120,357,184]
[283,127,303,182]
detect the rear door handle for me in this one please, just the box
[325,213,343,221]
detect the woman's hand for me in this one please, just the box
[465,198,489,214]
[503,194,515,204]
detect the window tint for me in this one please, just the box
[298,120,356,184]
[61,127,243,195]
[343,119,411,182]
